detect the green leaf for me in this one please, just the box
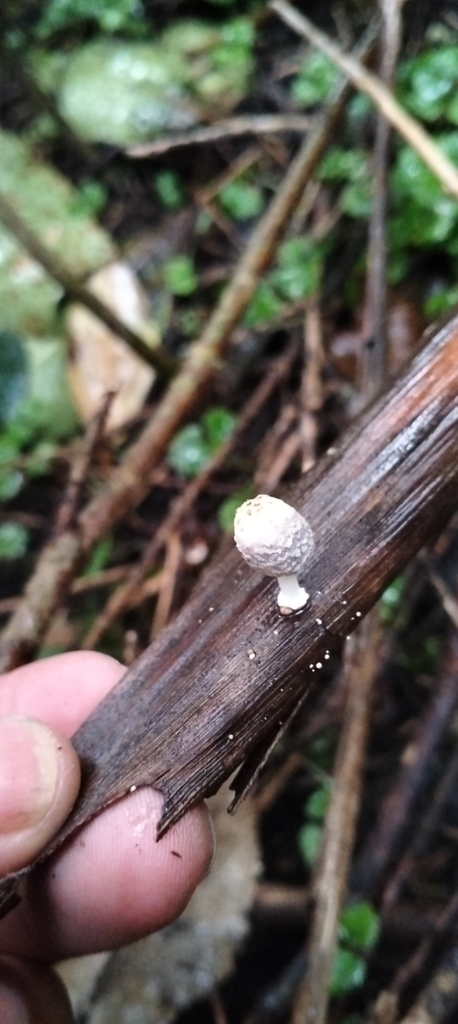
[389,136,458,250]
[197,17,254,106]
[202,407,235,450]
[163,256,198,297]
[423,282,458,317]
[0,521,29,560]
[330,949,366,996]
[270,261,320,301]
[399,47,458,122]
[270,237,323,300]
[0,468,24,500]
[0,332,28,426]
[0,435,19,466]
[36,0,141,37]
[297,822,323,868]
[218,485,253,533]
[68,181,107,218]
[26,440,57,477]
[19,339,78,441]
[341,178,372,220]
[84,537,113,577]
[304,784,330,822]
[319,148,372,220]
[291,51,339,107]
[339,902,380,952]
[167,407,235,479]
[154,170,184,211]
[243,282,284,327]
[218,180,264,221]
[347,93,372,125]
[380,577,405,625]
[168,423,210,478]
[319,147,368,181]
[221,16,255,49]
[392,134,458,209]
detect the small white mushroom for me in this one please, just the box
[234,494,314,614]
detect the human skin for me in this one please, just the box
[0,651,214,1023]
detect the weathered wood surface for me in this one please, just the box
[2,310,458,918]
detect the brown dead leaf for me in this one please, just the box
[67,261,158,431]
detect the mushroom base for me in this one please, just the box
[276,574,309,614]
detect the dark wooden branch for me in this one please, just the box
[2,310,458,919]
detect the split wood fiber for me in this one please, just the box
[1,311,458,918]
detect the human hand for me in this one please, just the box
[0,652,214,1023]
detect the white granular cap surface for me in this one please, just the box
[234,494,314,577]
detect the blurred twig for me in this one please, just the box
[360,0,403,400]
[127,114,311,157]
[291,617,381,1024]
[300,301,324,473]
[56,393,113,533]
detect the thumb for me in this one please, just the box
[0,956,74,1024]
[0,716,81,876]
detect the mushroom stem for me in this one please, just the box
[277,574,309,613]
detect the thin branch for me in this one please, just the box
[269,0,458,198]
[0,191,176,379]
[55,393,113,534]
[292,615,380,1024]
[127,114,312,158]
[360,0,403,400]
[300,301,324,472]
[150,532,182,639]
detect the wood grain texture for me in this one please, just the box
[2,310,458,918]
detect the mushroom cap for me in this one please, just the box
[234,494,314,577]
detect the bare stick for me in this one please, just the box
[56,393,113,534]
[269,0,458,198]
[0,191,176,379]
[300,300,324,472]
[127,114,311,158]
[292,611,380,1024]
[360,0,403,400]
